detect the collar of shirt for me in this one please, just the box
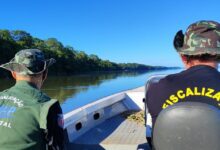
[14,80,38,90]
[182,65,218,74]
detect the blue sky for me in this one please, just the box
[1,0,220,67]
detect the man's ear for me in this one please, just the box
[180,55,188,63]
[180,54,192,69]
[11,71,16,79]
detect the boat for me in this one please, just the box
[62,75,220,150]
[63,86,151,150]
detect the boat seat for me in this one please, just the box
[152,102,220,150]
[144,75,167,147]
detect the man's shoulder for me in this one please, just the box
[0,87,20,101]
[162,72,183,82]
[149,72,182,89]
[37,91,52,102]
[0,89,10,95]
[27,88,55,104]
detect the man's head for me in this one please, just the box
[0,49,56,89]
[173,20,220,68]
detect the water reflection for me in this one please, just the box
[0,69,182,113]
[58,69,181,113]
[42,71,148,102]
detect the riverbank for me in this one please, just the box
[0,67,180,78]
[0,29,180,78]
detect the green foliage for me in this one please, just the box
[11,30,33,48]
[0,29,169,77]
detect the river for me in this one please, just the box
[0,69,182,113]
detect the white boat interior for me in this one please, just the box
[63,86,151,150]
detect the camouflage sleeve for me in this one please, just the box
[45,101,64,150]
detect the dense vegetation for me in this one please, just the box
[0,29,172,76]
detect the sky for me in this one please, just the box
[1,0,220,67]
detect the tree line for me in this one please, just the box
[0,29,171,77]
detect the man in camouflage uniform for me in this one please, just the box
[0,49,64,150]
[146,20,220,128]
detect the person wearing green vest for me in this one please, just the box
[0,49,64,150]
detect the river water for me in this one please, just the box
[0,69,182,113]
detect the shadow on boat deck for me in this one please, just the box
[64,114,151,150]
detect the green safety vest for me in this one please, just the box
[0,81,57,150]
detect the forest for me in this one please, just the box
[0,30,171,76]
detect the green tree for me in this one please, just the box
[11,30,33,48]
[0,29,170,77]
[45,38,63,51]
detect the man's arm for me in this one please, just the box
[45,101,64,150]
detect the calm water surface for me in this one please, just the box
[0,69,181,113]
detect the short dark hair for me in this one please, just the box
[28,69,48,78]
[184,54,219,62]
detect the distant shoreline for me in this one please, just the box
[0,67,181,78]
[0,29,180,78]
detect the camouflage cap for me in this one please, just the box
[0,49,56,75]
[174,20,220,55]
